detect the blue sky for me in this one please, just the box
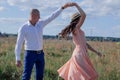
[0,0,120,38]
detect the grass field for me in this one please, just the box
[0,37,120,80]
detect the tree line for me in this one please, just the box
[0,32,120,42]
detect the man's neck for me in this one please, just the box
[29,20,36,26]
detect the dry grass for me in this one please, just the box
[0,37,120,80]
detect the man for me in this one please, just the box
[15,2,74,80]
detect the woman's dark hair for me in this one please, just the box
[59,17,80,39]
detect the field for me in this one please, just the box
[0,37,120,80]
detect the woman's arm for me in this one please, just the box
[72,2,86,29]
[86,43,102,57]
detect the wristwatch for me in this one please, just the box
[61,6,65,9]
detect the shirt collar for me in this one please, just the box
[27,20,40,26]
[27,21,31,26]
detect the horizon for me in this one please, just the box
[1,32,120,38]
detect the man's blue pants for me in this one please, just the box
[22,50,45,80]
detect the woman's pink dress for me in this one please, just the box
[57,29,98,80]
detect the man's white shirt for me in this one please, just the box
[15,8,63,61]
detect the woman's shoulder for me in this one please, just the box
[72,28,79,36]
[73,28,84,36]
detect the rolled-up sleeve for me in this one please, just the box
[42,8,63,27]
[15,27,25,61]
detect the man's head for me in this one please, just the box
[30,9,40,24]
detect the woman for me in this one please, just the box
[57,2,102,80]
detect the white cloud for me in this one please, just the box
[0,17,27,33]
[81,0,120,16]
[0,0,6,3]
[5,0,120,17]
[112,25,120,33]
[0,0,6,11]
[0,18,26,24]
[6,0,64,10]
[0,6,4,11]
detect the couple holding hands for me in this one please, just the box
[15,2,102,80]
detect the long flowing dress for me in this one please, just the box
[57,29,98,80]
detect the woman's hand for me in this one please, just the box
[62,2,77,9]
[70,2,77,6]
[97,52,102,57]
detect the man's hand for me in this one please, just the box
[16,60,22,68]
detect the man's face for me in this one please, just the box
[30,12,40,23]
